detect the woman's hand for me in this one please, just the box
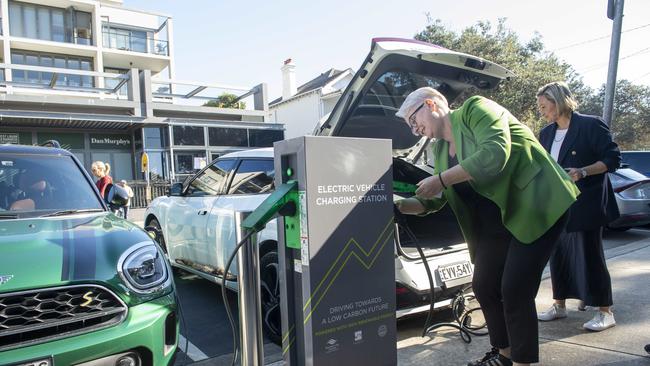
[395,198,425,215]
[415,175,444,199]
[565,167,582,182]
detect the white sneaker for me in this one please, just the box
[583,311,616,331]
[537,304,567,321]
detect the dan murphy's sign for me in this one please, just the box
[89,134,132,149]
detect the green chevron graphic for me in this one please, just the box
[281,217,395,355]
[303,218,394,324]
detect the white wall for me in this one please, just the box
[270,92,321,139]
[100,5,162,30]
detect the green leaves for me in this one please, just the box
[414,18,649,150]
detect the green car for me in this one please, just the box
[0,144,178,366]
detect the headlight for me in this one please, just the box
[118,242,170,293]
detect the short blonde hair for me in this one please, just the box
[395,87,448,121]
[536,81,578,117]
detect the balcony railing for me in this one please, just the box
[150,78,261,109]
[0,63,131,97]
[102,30,169,56]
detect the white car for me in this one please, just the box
[145,37,514,343]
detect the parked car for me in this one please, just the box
[145,37,514,343]
[0,144,178,366]
[621,151,650,177]
[608,167,650,230]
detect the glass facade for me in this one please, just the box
[208,127,248,147]
[11,50,94,87]
[144,127,169,149]
[9,1,92,45]
[174,150,206,175]
[173,126,204,146]
[249,129,284,147]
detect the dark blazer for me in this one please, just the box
[539,112,621,232]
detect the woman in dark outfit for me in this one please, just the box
[536,81,621,331]
[395,87,579,366]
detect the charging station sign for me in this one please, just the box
[276,136,397,366]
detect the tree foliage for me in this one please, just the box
[203,93,246,109]
[414,18,649,150]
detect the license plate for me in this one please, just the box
[438,261,473,283]
[16,358,52,366]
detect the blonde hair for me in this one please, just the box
[395,87,448,120]
[536,81,578,117]
[91,161,111,176]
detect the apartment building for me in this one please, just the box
[0,0,283,183]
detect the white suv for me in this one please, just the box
[145,37,514,343]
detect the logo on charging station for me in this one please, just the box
[354,330,363,344]
[325,338,340,353]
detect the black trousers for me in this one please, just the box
[549,228,613,307]
[472,213,568,364]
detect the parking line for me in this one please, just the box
[178,334,209,362]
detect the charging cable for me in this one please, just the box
[393,205,487,342]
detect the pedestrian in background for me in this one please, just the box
[91,161,112,198]
[395,87,579,366]
[117,179,134,219]
[536,81,621,331]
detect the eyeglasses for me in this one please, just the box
[407,102,425,135]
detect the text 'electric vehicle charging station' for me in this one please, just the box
[240,136,398,365]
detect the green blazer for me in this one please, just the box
[416,96,579,261]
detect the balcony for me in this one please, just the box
[102,29,169,56]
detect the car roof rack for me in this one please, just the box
[39,140,61,148]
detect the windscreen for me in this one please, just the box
[0,153,102,217]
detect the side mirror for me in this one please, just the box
[168,183,183,196]
[104,183,129,207]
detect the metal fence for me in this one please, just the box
[129,181,171,208]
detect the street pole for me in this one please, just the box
[603,0,625,127]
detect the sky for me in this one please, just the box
[125,0,650,101]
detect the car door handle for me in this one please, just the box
[198,210,208,216]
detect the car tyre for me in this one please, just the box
[260,250,282,345]
[148,218,168,253]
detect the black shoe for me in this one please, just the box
[645,344,650,354]
[467,347,513,366]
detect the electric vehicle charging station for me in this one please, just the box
[274,136,397,365]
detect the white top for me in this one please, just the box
[550,129,568,162]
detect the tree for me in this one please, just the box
[203,93,246,109]
[581,80,650,150]
[415,18,593,135]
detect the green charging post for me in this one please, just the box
[242,180,301,249]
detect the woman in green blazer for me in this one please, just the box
[395,87,579,366]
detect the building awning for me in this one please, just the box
[0,110,146,130]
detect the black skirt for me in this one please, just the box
[549,228,613,307]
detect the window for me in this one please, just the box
[248,130,284,148]
[104,67,128,96]
[339,70,445,150]
[187,159,236,196]
[103,24,148,53]
[228,159,275,195]
[208,127,248,147]
[174,151,206,175]
[173,126,205,146]
[11,50,94,87]
[8,1,91,45]
[0,153,103,215]
[143,127,169,149]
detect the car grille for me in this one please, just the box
[0,285,127,351]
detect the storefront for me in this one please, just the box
[0,129,135,181]
[134,121,285,182]
[1,119,285,184]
